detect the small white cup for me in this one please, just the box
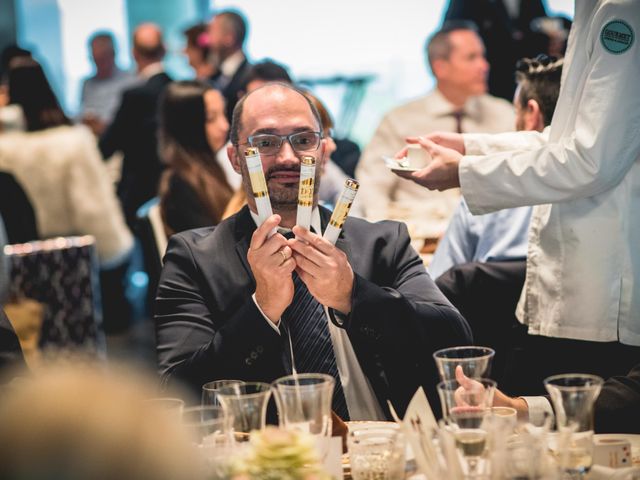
[405,144,432,168]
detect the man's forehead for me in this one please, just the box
[241,87,318,132]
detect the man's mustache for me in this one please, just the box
[265,165,299,180]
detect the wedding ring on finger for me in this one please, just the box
[279,248,289,264]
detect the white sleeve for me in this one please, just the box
[252,293,281,334]
[463,128,549,155]
[460,3,640,215]
[521,396,554,427]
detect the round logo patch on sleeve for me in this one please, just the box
[600,20,634,54]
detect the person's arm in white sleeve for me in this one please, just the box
[463,128,550,156]
[461,4,640,214]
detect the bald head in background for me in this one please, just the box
[132,23,165,73]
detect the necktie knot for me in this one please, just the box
[452,110,464,134]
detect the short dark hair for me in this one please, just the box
[216,10,247,48]
[183,23,209,59]
[230,82,322,147]
[515,55,564,127]
[240,59,292,90]
[89,31,115,51]
[426,20,479,70]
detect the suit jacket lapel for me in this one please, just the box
[233,205,257,281]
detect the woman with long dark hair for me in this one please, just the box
[158,81,233,235]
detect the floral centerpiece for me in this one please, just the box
[230,427,331,480]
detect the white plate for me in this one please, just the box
[594,434,640,466]
[389,165,420,173]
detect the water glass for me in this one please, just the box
[433,346,495,381]
[216,382,271,442]
[348,426,405,480]
[202,379,244,407]
[544,373,603,478]
[182,405,232,446]
[144,397,185,421]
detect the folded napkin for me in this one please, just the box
[587,465,640,479]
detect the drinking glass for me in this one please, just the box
[272,373,334,458]
[433,346,495,381]
[544,374,603,479]
[202,379,244,407]
[438,378,496,478]
[348,425,405,480]
[216,382,271,443]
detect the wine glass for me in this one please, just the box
[544,373,603,479]
[438,378,496,478]
[271,373,334,459]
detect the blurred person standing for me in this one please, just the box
[207,9,251,122]
[356,22,514,242]
[0,59,134,332]
[182,23,214,80]
[100,23,172,228]
[395,0,640,391]
[80,31,138,136]
[444,0,548,101]
[158,81,234,236]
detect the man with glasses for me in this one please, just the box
[154,83,471,420]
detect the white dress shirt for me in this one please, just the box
[249,208,385,420]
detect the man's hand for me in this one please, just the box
[392,136,462,191]
[288,226,354,314]
[248,215,296,323]
[419,131,466,154]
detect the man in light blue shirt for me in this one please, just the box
[429,55,563,279]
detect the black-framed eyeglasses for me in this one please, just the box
[240,131,322,156]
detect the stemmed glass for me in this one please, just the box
[544,374,603,479]
[271,373,334,459]
[438,377,496,478]
[202,379,244,407]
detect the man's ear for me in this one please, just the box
[228,143,242,174]
[431,58,448,80]
[525,99,544,131]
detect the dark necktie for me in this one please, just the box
[452,110,464,134]
[280,236,350,420]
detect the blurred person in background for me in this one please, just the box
[158,81,234,236]
[100,23,172,228]
[182,23,214,80]
[0,45,31,132]
[0,361,199,480]
[0,58,134,332]
[207,9,251,122]
[80,31,138,136]
[444,0,548,101]
[356,21,514,247]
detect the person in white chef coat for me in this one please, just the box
[394,0,640,394]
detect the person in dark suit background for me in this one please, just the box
[444,0,548,100]
[207,9,251,122]
[100,23,172,227]
[154,83,471,419]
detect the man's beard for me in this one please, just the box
[241,163,322,212]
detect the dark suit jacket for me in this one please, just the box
[595,363,640,434]
[100,71,172,226]
[155,206,471,417]
[211,57,251,122]
[0,172,38,244]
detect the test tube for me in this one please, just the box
[323,179,359,245]
[245,147,276,237]
[296,155,316,231]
